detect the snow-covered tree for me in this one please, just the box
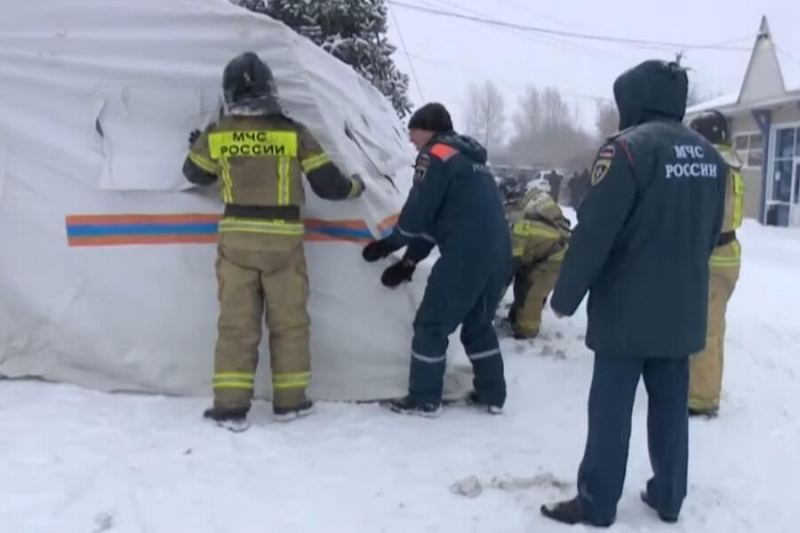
[233,0,412,118]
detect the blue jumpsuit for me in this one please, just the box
[389,134,512,408]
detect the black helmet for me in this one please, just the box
[689,110,729,144]
[222,52,276,105]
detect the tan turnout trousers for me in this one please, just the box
[513,255,564,337]
[688,239,741,413]
[212,232,311,412]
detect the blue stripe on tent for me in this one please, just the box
[67,223,219,237]
[66,221,389,240]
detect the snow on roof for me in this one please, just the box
[685,92,739,115]
[685,84,800,118]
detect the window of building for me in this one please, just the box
[765,125,800,227]
[771,126,800,204]
[733,132,764,168]
[774,126,800,159]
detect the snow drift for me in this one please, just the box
[0,0,472,401]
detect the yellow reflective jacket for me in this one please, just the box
[716,143,744,234]
[710,143,744,270]
[507,190,570,266]
[185,114,362,236]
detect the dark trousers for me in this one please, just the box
[408,252,510,406]
[577,354,689,525]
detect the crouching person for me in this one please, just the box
[504,188,571,339]
[361,102,512,417]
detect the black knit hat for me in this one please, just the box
[408,102,453,133]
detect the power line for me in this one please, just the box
[776,45,800,68]
[387,2,425,102]
[491,0,594,34]
[404,50,612,103]
[388,1,752,52]
[706,34,759,48]
[412,0,638,62]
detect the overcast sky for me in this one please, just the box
[386,0,800,133]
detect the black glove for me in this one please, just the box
[188,129,201,145]
[362,238,399,263]
[381,259,415,288]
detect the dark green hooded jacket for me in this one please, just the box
[550,60,727,358]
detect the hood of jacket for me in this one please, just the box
[613,60,688,130]
[429,132,488,164]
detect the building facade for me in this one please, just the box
[685,16,800,227]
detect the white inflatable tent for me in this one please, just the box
[0,0,473,401]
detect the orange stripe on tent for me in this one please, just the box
[68,235,218,246]
[304,218,367,230]
[378,213,399,232]
[66,213,222,225]
[304,233,372,243]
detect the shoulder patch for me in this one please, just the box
[591,157,612,186]
[592,143,617,186]
[413,153,430,182]
[598,144,616,159]
[429,143,458,161]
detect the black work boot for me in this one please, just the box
[465,391,503,415]
[540,496,612,527]
[381,396,441,418]
[640,490,679,523]
[203,406,250,432]
[688,406,718,419]
[273,400,315,422]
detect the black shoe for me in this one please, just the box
[273,400,315,422]
[381,396,441,418]
[689,407,718,418]
[203,406,250,432]
[466,391,503,415]
[540,496,612,527]
[640,490,679,523]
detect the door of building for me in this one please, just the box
[791,158,800,227]
[766,125,800,227]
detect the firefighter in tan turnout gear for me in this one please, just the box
[182,51,364,431]
[687,110,743,417]
[504,188,571,339]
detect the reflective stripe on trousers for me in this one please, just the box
[411,348,500,364]
[273,371,310,390]
[213,371,255,391]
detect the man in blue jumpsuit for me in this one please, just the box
[361,102,512,417]
[540,60,727,526]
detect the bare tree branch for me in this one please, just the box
[461,80,506,154]
[507,84,594,172]
[595,100,619,142]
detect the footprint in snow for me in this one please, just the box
[450,473,572,499]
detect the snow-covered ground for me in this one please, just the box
[2,218,799,533]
